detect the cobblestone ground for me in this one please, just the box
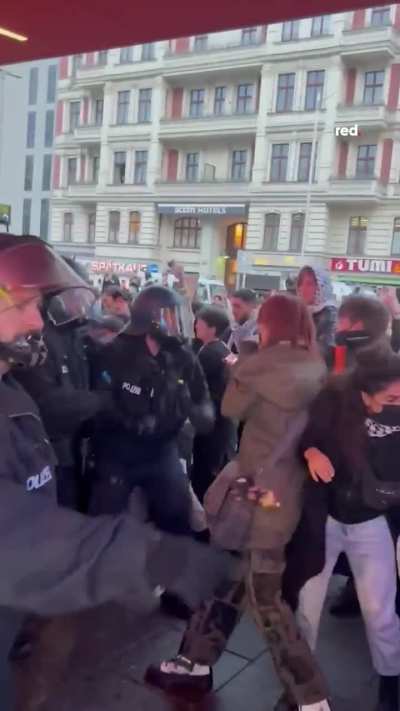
[36,581,376,711]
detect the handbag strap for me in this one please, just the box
[264,410,309,471]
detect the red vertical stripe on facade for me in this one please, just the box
[380,138,393,184]
[86,52,95,66]
[388,64,400,110]
[166,149,179,180]
[175,37,190,54]
[55,101,64,135]
[171,88,183,118]
[394,5,400,29]
[52,155,61,188]
[80,156,86,182]
[338,142,349,177]
[345,68,356,105]
[352,9,366,29]
[59,57,69,79]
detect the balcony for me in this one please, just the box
[74,63,108,88]
[73,123,102,144]
[326,176,388,203]
[163,39,265,77]
[340,25,399,63]
[266,111,326,132]
[159,111,258,139]
[335,102,392,131]
[55,181,98,200]
[108,122,152,142]
[156,177,251,199]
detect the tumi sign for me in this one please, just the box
[331,258,400,275]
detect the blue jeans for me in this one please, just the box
[297,515,400,676]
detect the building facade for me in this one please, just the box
[0,59,58,237]
[51,6,400,289]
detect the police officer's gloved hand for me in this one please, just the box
[146,534,232,609]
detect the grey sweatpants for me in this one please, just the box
[297,515,400,676]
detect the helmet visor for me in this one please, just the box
[46,287,96,326]
[0,240,89,293]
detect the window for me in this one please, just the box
[276,73,295,112]
[108,211,120,243]
[22,198,31,234]
[71,54,82,76]
[92,155,100,183]
[263,213,280,251]
[348,216,367,255]
[98,50,108,66]
[185,152,199,181]
[311,16,330,36]
[63,212,73,242]
[67,157,77,185]
[282,21,300,41]
[120,46,133,63]
[270,143,289,181]
[44,109,54,147]
[241,27,258,45]
[29,67,39,105]
[363,70,385,105]
[289,213,305,252]
[116,91,130,124]
[88,212,96,243]
[214,86,226,115]
[356,144,376,177]
[298,142,313,182]
[392,218,400,256]
[236,83,254,114]
[134,150,148,184]
[138,88,152,122]
[42,155,52,190]
[371,7,391,26]
[47,65,57,103]
[40,199,49,241]
[189,89,205,118]
[26,112,36,148]
[194,35,208,51]
[24,155,34,191]
[94,98,104,126]
[69,101,80,130]
[129,211,141,243]
[113,151,126,184]
[231,150,248,181]
[173,217,201,249]
[305,70,325,110]
[141,43,155,60]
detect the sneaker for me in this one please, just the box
[298,701,332,711]
[145,655,213,700]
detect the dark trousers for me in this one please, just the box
[179,551,328,707]
[89,441,192,534]
[191,419,236,504]
[0,609,23,711]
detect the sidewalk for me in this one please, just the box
[46,583,377,711]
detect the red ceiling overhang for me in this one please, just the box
[0,0,391,65]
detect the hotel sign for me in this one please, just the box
[331,258,400,275]
[157,203,247,217]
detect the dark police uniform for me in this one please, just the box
[89,332,213,533]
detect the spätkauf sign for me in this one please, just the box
[331,258,400,275]
[90,261,147,274]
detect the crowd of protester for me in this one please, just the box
[2,237,400,711]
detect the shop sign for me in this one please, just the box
[157,203,247,217]
[331,258,400,275]
[90,261,147,274]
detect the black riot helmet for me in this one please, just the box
[129,285,192,340]
[0,234,94,367]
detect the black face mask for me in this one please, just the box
[0,333,48,369]
[369,406,400,427]
[335,330,372,348]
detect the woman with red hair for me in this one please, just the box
[147,294,330,711]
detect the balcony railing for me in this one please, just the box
[161,110,257,122]
[165,37,265,58]
[157,177,251,185]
